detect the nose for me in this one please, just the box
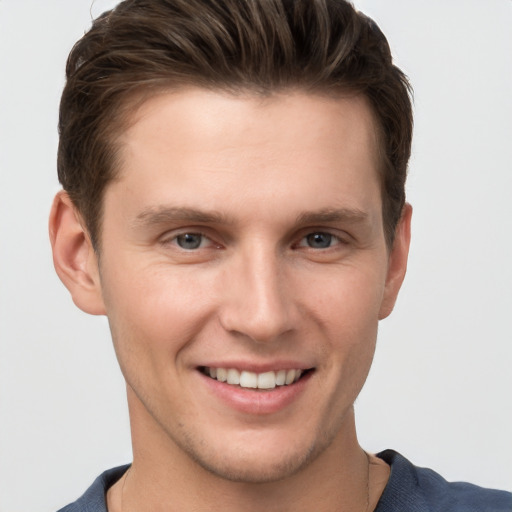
[218,245,297,344]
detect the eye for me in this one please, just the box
[299,232,340,249]
[175,233,207,250]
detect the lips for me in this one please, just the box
[201,366,307,389]
[197,363,314,414]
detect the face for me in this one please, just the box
[85,89,409,482]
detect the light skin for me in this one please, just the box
[50,89,411,511]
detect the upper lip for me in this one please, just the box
[197,361,314,373]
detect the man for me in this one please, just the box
[49,0,511,510]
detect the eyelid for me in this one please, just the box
[160,228,223,250]
[158,226,350,250]
[294,229,349,248]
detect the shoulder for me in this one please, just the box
[375,449,512,512]
[57,465,130,512]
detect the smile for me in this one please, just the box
[201,367,309,390]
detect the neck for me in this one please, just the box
[112,389,378,512]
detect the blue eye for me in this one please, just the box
[305,232,335,249]
[176,233,204,250]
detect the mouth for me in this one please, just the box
[199,366,313,390]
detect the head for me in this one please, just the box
[57,0,412,252]
[50,0,413,489]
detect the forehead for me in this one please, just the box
[121,88,380,161]
[107,88,382,227]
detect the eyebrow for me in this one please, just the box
[295,207,369,225]
[132,206,234,228]
[132,206,369,230]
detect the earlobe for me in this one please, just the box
[378,203,412,320]
[49,191,106,315]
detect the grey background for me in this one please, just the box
[1,1,511,510]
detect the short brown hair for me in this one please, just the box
[58,0,413,249]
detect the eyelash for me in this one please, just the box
[162,231,215,251]
[162,230,346,251]
[295,232,344,250]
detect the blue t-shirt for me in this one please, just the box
[57,450,512,511]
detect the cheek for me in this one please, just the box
[100,261,218,366]
[298,262,385,388]
[301,262,387,333]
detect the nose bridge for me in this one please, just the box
[220,240,295,342]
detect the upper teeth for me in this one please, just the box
[205,367,303,389]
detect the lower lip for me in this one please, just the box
[198,370,313,415]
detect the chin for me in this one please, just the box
[177,427,334,484]
[192,448,316,484]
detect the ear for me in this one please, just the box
[49,191,106,315]
[378,203,412,320]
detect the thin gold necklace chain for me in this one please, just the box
[365,450,371,512]
[119,454,372,512]
[120,466,129,512]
